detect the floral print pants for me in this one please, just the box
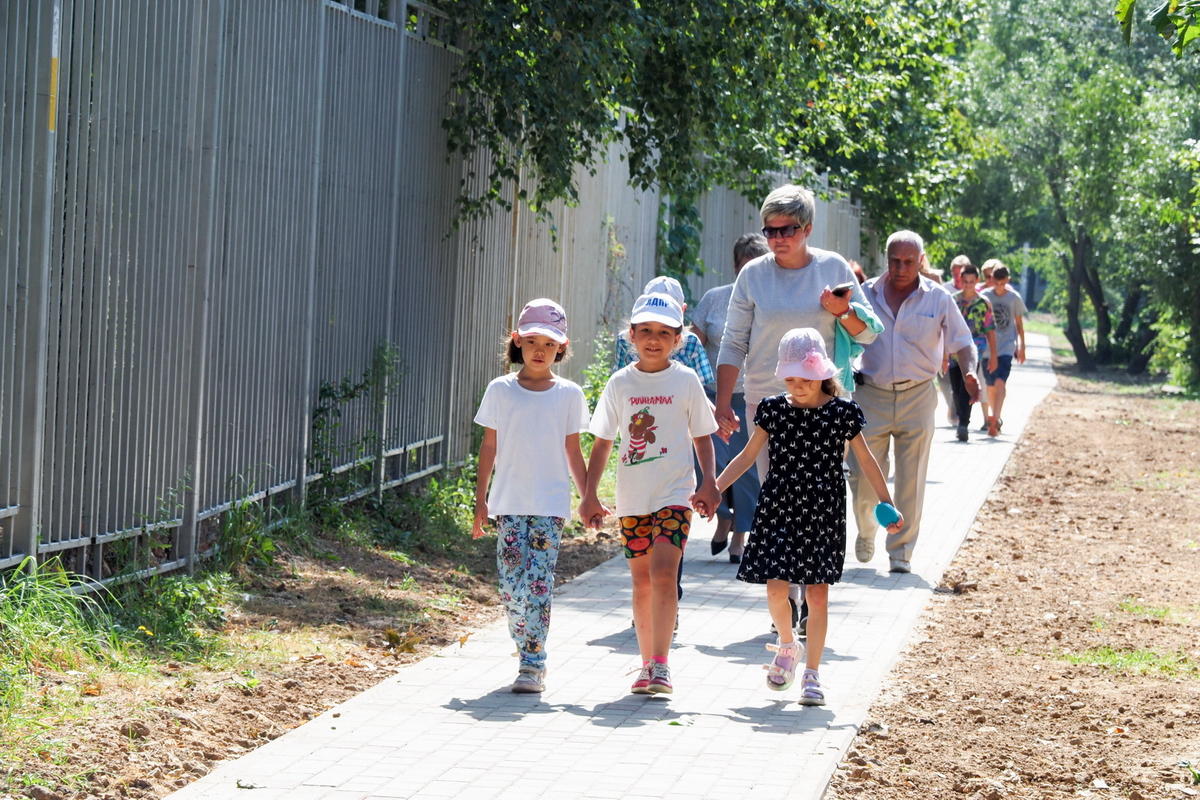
[496,515,564,669]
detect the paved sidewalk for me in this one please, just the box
[169,336,1057,800]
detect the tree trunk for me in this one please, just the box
[1114,283,1143,346]
[1126,306,1158,375]
[1078,235,1112,363]
[1062,249,1096,372]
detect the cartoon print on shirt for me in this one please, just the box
[622,407,664,465]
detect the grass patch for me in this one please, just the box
[1058,645,1198,677]
[1116,597,1171,619]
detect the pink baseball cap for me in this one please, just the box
[776,328,838,381]
[516,298,568,343]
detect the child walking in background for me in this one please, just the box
[473,299,590,693]
[716,328,903,705]
[580,292,721,695]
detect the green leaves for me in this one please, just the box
[1118,0,1200,55]
[443,0,975,271]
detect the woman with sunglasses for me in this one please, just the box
[714,184,881,635]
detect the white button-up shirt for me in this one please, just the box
[859,274,975,387]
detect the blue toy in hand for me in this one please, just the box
[874,502,901,528]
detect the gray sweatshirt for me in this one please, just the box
[716,248,878,404]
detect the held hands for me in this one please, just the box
[689,480,721,519]
[820,286,851,318]
[578,494,611,530]
[472,499,490,539]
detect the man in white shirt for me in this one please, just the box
[848,231,980,574]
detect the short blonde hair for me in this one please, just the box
[981,258,1005,274]
[760,185,815,228]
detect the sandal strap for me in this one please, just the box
[764,641,800,655]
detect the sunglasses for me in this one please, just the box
[761,223,806,240]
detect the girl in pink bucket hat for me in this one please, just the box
[716,328,903,705]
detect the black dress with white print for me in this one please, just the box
[737,394,865,586]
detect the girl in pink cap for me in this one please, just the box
[716,328,903,705]
[472,299,590,694]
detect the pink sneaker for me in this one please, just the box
[631,663,652,694]
[647,662,673,694]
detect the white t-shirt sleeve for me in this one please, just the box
[569,383,590,434]
[473,380,501,429]
[588,379,621,441]
[687,372,719,437]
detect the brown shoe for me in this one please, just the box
[987,416,999,436]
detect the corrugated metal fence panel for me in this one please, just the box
[37,2,200,573]
[198,0,325,516]
[688,186,762,305]
[386,32,462,477]
[306,7,405,490]
[0,1,42,566]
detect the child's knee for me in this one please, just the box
[765,579,790,599]
[805,584,829,609]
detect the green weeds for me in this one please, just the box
[1058,645,1198,677]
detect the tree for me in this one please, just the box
[442,0,975,281]
[944,0,1197,371]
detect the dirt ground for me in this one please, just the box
[1,526,621,800]
[828,369,1200,800]
[7,364,1199,800]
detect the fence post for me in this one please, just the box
[296,5,329,510]
[178,1,227,573]
[12,0,62,569]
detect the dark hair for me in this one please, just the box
[961,264,979,278]
[733,233,769,270]
[507,335,569,365]
[822,373,848,398]
[993,266,1010,280]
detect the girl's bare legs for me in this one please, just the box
[628,542,683,660]
[765,579,795,645]
[803,583,829,671]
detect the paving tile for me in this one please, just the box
[164,344,1054,800]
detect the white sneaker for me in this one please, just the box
[889,559,912,574]
[855,533,875,562]
[511,666,545,693]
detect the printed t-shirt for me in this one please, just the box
[474,373,589,518]
[952,291,995,364]
[589,362,719,517]
[980,287,1027,357]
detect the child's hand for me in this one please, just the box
[690,481,721,519]
[886,510,905,535]
[472,500,490,539]
[578,495,607,530]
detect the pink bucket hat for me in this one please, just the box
[516,298,568,343]
[776,328,837,381]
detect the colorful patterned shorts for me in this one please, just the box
[619,506,691,558]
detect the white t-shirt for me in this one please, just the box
[589,362,719,517]
[474,374,589,519]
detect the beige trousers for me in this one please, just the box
[847,380,936,563]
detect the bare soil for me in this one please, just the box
[1,525,621,800]
[828,368,1200,800]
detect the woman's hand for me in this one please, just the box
[820,287,851,318]
[715,403,739,442]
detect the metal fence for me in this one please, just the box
[0,0,861,580]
